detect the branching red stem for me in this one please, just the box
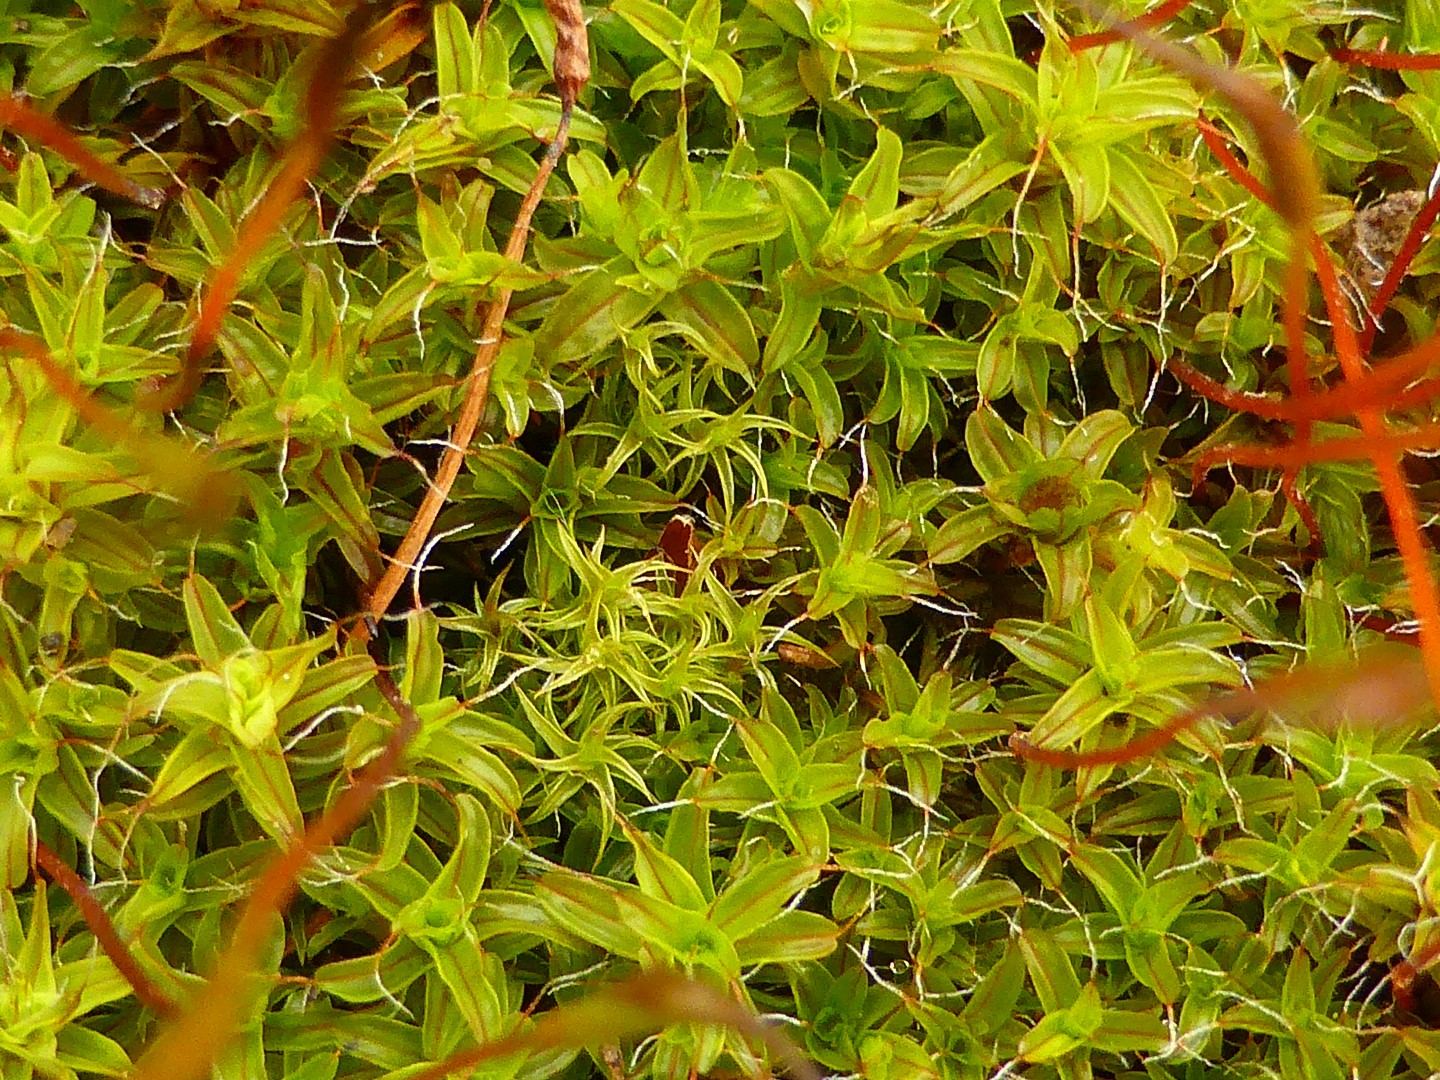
[1162,333,1440,429]
[1022,3,1440,771]
[1311,249,1440,701]
[1191,421,1440,477]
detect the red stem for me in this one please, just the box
[1196,116,1276,210]
[1332,46,1440,71]
[1311,236,1440,704]
[1279,469,1322,551]
[1009,708,1203,768]
[0,95,165,208]
[131,652,414,1080]
[1359,184,1440,357]
[1192,420,1440,477]
[142,3,379,413]
[1068,0,1198,53]
[32,838,178,1017]
[1164,332,1440,426]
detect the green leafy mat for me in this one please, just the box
[5,1,1440,1077]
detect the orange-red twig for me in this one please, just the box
[1311,246,1440,701]
[129,10,591,1076]
[1196,117,1276,210]
[1067,0,1198,53]
[141,2,382,413]
[32,838,178,1017]
[1359,184,1440,357]
[1278,469,1322,550]
[1198,105,1440,696]
[1332,46,1440,71]
[1164,355,1292,421]
[1184,119,1322,543]
[362,119,574,621]
[131,648,407,1080]
[1193,118,1315,409]
[1010,709,1205,768]
[0,95,165,208]
[0,326,235,526]
[1192,421,1440,478]
[1011,648,1430,768]
[407,971,820,1080]
[363,0,588,623]
[1163,333,1440,427]
[1196,95,1440,702]
[1019,3,1440,770]
[0,326,154,447]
